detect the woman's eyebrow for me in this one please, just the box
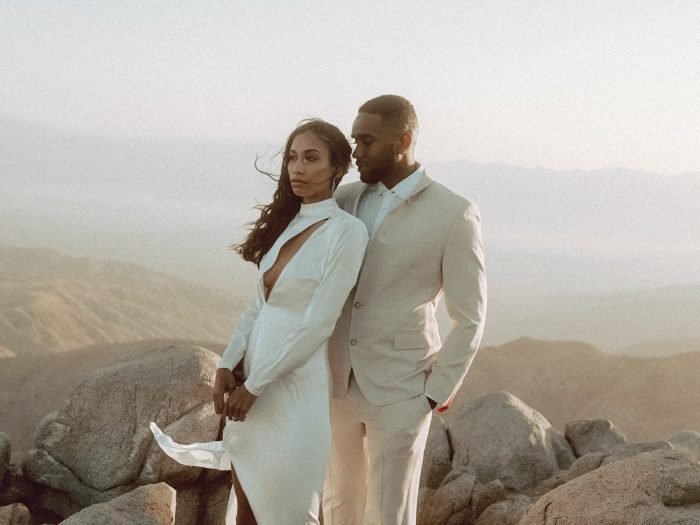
[290,148,321,154]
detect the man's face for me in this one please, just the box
[351,112,399,184]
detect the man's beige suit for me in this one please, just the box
[324,171,487,525]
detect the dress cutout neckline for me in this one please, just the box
[262,219,328,301]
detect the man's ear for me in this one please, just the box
[397,131,413,155]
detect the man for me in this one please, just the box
[323,95,487,525]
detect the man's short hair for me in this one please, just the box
[358,95,418,134]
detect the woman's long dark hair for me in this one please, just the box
[233,119,352,267]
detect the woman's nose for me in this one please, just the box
[291,159,304,173]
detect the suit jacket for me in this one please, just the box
[328,170,487,406]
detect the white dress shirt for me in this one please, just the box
[356,165,425,239]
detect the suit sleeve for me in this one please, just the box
[217,288,264,370]
[425,202,487,406]
[244,221,368,395]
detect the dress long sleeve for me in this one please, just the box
[244,222,368,395]
[218,290,264,370]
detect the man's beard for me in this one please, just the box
[359,151,395,184]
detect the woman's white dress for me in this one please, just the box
[150,198,367,524]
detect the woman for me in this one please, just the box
[150,119,368,524]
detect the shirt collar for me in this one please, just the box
[388,165,424,200]
[367,164,425,199]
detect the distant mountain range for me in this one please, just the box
[0,245,244,357]
[450,337,700,442]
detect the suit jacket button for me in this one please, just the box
[353,301,362,308]
[350,339,357,346]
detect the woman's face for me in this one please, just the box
[288,132,338,204]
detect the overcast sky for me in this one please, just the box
[2,1,699,175]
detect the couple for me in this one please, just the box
[150,95,487,525]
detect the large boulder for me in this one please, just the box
[420,416,452,489]
[59,483,176,525]
[446,391,574,491]
[669,429,700,460]
[20,345,224,517]
[519,449,700,524]
[564,418,626,457]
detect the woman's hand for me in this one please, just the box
[226,385,258,422]
[213,368,236,415]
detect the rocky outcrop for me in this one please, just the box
[4,344,697,525]
[59,483,176,525]
[416,391,697,525]
[446,391,575,491]
[520,449,700,524]
[19,345,228,519]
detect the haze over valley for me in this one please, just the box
[2,118,698,354]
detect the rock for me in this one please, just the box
[0,464,39,507]
[468,479,508,519]
[420,416,452,489]
[0,503,30,525]
[200,482,232,524]
[532,440,675,497]
[600,440,672,465]
[174,487,199,525]
[0,433,9,483]
[475,494,531,525]
[21,345,221,515]
[669,430,700,460]
[519,449,700,524]
[417,467,475,525]
[446,391,575,491]
[60,483,176,525]
[564,419,626,457]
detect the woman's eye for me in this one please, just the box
[305,156,318,162]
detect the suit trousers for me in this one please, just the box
[323,375,433,525]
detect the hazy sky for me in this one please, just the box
[2,1,699,174]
